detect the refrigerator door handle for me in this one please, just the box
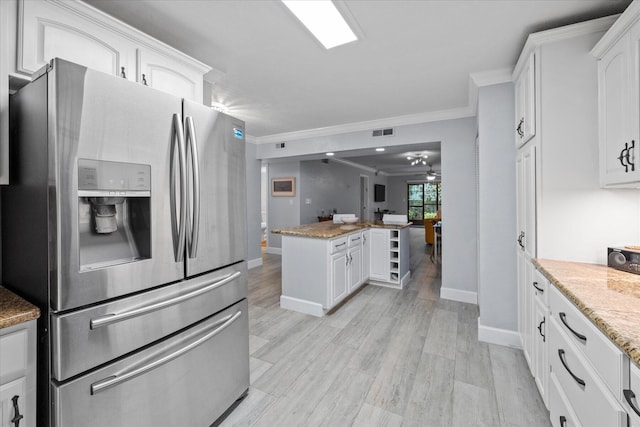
[185,116,200,259]
[89,310,243,395]
[170,113,187,262]
[89,271,242,329]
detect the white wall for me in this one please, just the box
[537,31,640,264]
[256,117,478,301]
[477,83,517,334]
[266,161,301,252]
[245,142,263,268]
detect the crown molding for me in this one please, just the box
[468,68,513,112]
[514,14,619,78]
[251,106,474,144]
[592,5,638,57]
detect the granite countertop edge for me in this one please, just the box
[533,258,640,367]
[0,286,41,329]
[272,221,413,239]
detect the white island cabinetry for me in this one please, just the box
[278,224,410,317]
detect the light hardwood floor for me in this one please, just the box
[219,228,550,427]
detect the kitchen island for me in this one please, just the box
[272,221,411,316]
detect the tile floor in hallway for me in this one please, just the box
[218,227,550,427]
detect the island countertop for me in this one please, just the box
[0,286,40,329]
[533,258,640,367]
[272,220,412,239]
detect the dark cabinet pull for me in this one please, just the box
[559,415,567,427]
[532,281,544,293]
[559,312,587,341]
[516,118,524,137]
[11,395,23,427]
[558,349,585,387]
[624,389,640,417]
[142,74,148,86]
[619,142,630,173]
[517,232,523,248]
[537,317,545,342]
[627,140,636,172]
[120,66,126,79]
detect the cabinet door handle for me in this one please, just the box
[559,312,586,342]
[627,140,635,172]
[537,317,546,342]
[532,281,544,293]
[142,73,148,86]
[517,118,524,137]
[559,415,567,427]
[618,142,630,173]
[11,395,23,427]
[120,66,126,79]
[624,389,640,417]
[558,349,585,387]
[363,235,366,244]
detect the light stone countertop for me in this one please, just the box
[534,258,640,367]
[271,220,412,239]
[0,286,40,329]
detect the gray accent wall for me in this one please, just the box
[266,161,301,249]
[477,83,517,334]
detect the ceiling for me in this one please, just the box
[83,0,631,173]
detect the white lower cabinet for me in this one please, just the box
[362,229,370,281]
[0,320,37,427]
[624,363,640,426]
[347,234,363,293]
[330,249,348,306]
[549,371,582,427]
[369,228,389,281]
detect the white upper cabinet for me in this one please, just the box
[593,2,640,187]
[514,52,536,147]
[18,0,136,80]
[138,48,203,103]
[14,0,209,101]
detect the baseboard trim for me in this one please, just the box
[439,287,478,304]
[266,246,282,255]
[247,258,263,269]
[400,270,411,288]
[477,319,522,348]
[280,295,324,317]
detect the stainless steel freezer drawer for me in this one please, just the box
[51,262,247,381]
[52,298,249,427]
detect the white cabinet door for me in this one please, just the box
[533,295,548,405]
[516,141,537,259]
[369,229,389,281]
[515,52,536,146]
[331,251,348,306]
[18,0,136,79]
[138,48,204,102]
[361,229,370,281]
[598,32,638,186]
[348,245,362,292]
[0,377,27,427]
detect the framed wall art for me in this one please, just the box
[271,177,296,196]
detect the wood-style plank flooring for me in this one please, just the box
[219,228,550,427]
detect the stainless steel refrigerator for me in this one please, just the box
[3,58,249,427]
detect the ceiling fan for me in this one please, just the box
[425,164,441,181]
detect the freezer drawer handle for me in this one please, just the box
[90,310,242,395]
[185,116,201,259]
[89,271,242,329]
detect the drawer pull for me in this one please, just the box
[335,242,346,248]
[558,349,585,387]
[559,415,567,427]
[559,312,587,342]
[532,281,544,293]
[624,389,640,417]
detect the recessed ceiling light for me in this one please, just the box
[281,0,358,49]
[211,102,230,114]
[326,152,335,156]
[376,148,385,152]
